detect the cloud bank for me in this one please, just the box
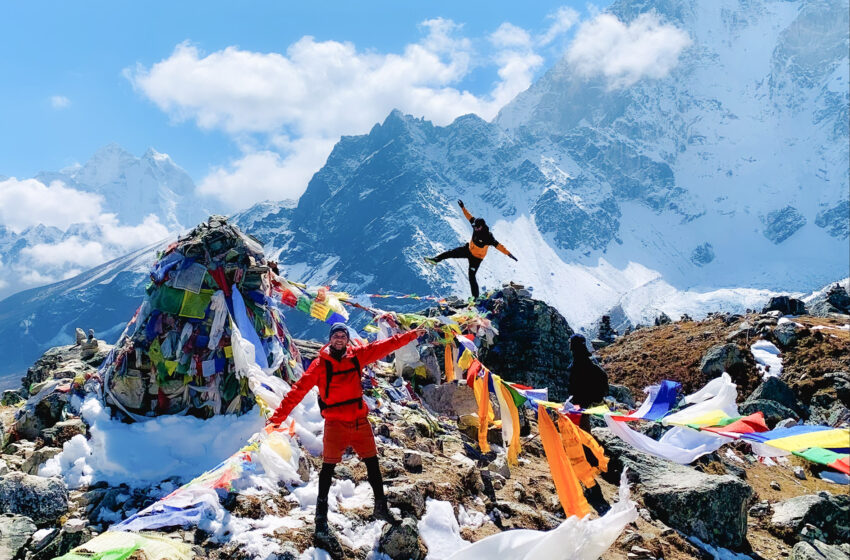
[566,12,691,89]
[128,13,575,208]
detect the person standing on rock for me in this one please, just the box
[567,334,610,424]
[424,199,517,299]
[269,322,425,557]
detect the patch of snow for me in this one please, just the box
[419,499,470,560]
[457,505,488,530]
[724,449,745,464]
[751,340,783,379]
[41,395,265,488]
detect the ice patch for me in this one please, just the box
[750,340,783,379]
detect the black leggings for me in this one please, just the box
[434,245,483,298]
[317,457,386,505]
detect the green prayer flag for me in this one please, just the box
[150,285,184,314]
[179,289,213,319]
[794,447,845,466]
[504,383,527,409]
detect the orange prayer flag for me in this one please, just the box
[477,371,492,453]
[445,342,455,383]
[557,414,608,488]
[538,403,591,518]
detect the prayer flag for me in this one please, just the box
[445,342,455,383]
[538,403,591,518]
[476,371,492,453]
[612,380,680,422]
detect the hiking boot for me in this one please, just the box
[423,257,438,265]
[314,506,344,559]
[373,498,400,524]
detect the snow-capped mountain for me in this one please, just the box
[1,0,847,382]
[37,143,208,231]
[0,145,220,300]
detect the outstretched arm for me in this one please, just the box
[269,358,320,425]
[493,241,518,261]
[458,199,474,224]
[355,329,422,366]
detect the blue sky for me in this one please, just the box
[1,1,605,186]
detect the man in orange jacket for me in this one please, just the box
[269,322,424,555]
[425,199,517,299]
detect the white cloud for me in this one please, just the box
[566,12,691,89]
[51,95,71,109]
[0,178,104,232]
[22,237,107,268]
[127,17,552,209]
[97,213,170,250]
[198,147,332,206]
[491,23,533,49]
[0,177,170,298]
[539,7,580,46]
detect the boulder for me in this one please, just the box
[379,517,427,560]
[791,540,850,560]
[593,427,752,548]
[474,289,575,401]
[386,483,426,517]
[487,456,511,480]
[699,344,746,378]
[774,322,800,348]
[740,399,800,428]
[403,451,423,473]
[14,390,69,440]
[745,377,808,419]
[770,492,849,545]
[41,418,87,448]
[1,390,24,406]
[763,296,806,316]
[0,514,37,560]
[0,472,69,524]
[654,313,672,326]
[421,383,477,417]
[27,520,91,560]
[608,384,636,408]
[807,284,850,317]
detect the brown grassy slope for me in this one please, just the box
[596,314,849,403]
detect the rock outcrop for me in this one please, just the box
[0,472,69,524]
[594,427,752,549]
[475,284,575,401]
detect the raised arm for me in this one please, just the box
[355,330,421,366]
[269,358,320,425]
[458,199,474,224]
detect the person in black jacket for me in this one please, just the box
[566,333,609,430]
